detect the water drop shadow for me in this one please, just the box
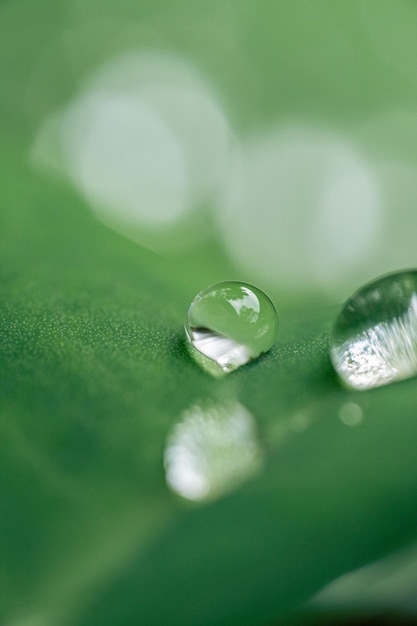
[171,334,227,378]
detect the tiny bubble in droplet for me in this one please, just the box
[185,281,278,375]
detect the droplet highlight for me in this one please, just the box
[330,270,417,390]
[164,400,263,502]
[185,281,278,375]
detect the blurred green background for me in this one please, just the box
[1,1,417,625]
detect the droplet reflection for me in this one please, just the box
[164,401,263,502]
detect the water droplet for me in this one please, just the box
[40,51,233,255]
[330,270,417,390]
[338,402,363,426]
[164,400,263,502]
[216,127,379,296]
[185,281,278,374]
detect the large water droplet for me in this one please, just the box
[185,281,278,374]
[164,400,263,502]
[330,270,417,390]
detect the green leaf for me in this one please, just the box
[1,157,417,626]
[2,1,417,624]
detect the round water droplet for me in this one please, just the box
[330,270,417,390]
[185,281,278,374]
[338,402,363,426]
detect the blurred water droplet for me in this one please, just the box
[338,402,363,426]
[63,93,188,225]
[33,51,234,253]
[185,282,278,375]
[164,400,263,502]
[330,270,417,390]
[217,127,380,296]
